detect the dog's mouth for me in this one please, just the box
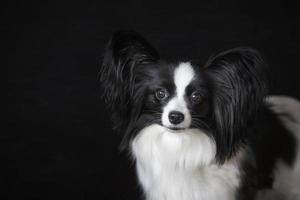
[165,126,186,132]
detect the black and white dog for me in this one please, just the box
[99,31,300,200]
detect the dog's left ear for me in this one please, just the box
[204,47,269,162]
[99,30,159,131]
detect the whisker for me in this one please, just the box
[191,118,211,130]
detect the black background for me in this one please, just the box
[4,1,300,199]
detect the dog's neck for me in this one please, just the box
[131,124,242,200]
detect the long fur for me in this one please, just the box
[99,31,300,200]
[99,31,159,134]
[203,48,269,162]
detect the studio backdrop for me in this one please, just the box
[4,1,300,199]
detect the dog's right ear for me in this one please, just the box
[99,31,159,129]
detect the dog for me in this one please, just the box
[99,30,300,200]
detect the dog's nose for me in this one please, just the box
[168,111,184,125]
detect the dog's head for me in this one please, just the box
[100,31,268,162]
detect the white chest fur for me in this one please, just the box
[131,125,241,200]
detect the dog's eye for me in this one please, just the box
[191,91,202,104]
[155,88,168,100]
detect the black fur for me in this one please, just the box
[204,47,269,162]
[99,31,297,199]
[236,106,296,199]
[99,30,159,133]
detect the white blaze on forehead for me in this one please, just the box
[161,62,195,128]
[174,62,195,98]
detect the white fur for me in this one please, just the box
[131,124,241,200]
[132,62,241,200]
[173,62,195,98]
[257,96,300,200]
[162,62,195,129]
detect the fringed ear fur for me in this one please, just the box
[99,31,159,131]
[204,47,269,162]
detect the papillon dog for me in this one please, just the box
[99,31,300,200]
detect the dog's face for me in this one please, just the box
[100,31,268,162]
[136,61,212,132]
